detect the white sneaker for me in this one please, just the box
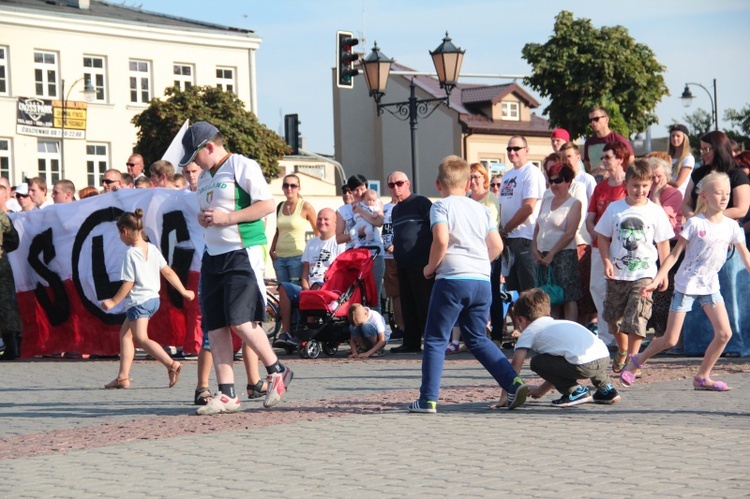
[263,367,294,408]
[195,392,241,415]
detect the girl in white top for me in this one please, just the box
[101,209,195,390]
[622,172,750,391]
[667,124,695,196]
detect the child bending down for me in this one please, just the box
[408,155,529,414]
[348,303,389,358]
[622,172,750,391]
[102,209,195,389]
[350,189,383,248]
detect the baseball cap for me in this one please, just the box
[15,182,29,196]
[670,124,689,137]
[179,121,219,167]
[550,128,570,142]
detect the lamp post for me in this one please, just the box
[60,76,96,173]
[681,79,718,131]
[360,33,464,193]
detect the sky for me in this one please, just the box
[139,0,750,155]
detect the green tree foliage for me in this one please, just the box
[724,104,750,150]
[678,108,712,155]
[131,86,289,180]
[522,11,669,140]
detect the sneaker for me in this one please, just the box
[408,399,437,414]
[195,392,241,415]
[273,332,293,348]
[551,386,593,408]
[507,377,529,410]
[371,349,384,357]
[263,367,294,408]
[593,386,621,405]
[445,342,460,354]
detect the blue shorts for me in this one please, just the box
[670,290,724,313]
[126,297,159,321]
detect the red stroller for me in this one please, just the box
[293,247,379,358]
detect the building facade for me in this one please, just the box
[0,0,260,190]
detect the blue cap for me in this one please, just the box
[179,121,219,166]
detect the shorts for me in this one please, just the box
[349,322,390,342]
[201,247,266,331]
[126,297,160,321]
[603,278,652,337]
[670,290,724,313]
[384,259,400,297]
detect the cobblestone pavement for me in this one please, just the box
[1,351,749,497]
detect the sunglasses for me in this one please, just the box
[490,183,502,188]
[102,179,118,185]
[125,162,137,167]
[282,183,299,189]
[548,176,566,185]
[506,146,525,152]
[700,147,712,154]
[15,193,29,199]
[601,154,615,161]
[387,180,406,189]
[589,116,605,123]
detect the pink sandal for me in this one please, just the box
[620,354,643,387]
[693,377,732,391]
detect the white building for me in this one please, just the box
[0,0,261,191]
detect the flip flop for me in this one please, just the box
[693,377,732,391]
[620,354,643,387]
[168,362,182,388]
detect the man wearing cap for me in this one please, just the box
[550,128,570,153]
[179,121,293,415]
[14,183,36,212]
[583,106,633,180]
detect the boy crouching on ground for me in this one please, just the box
[348,303,389,359]
[408,155,529,414]
[498,288,621,408]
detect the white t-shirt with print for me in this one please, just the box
[675,214,745,295]
[594,199,674,280]
[515,316,610,365]
[302,235,346,287]
[338,203,383,250]
[120,242,167,308]
[498,162,546,240]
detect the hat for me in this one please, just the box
[179,121,219,166]
[550,128,570,142]
[15,182,29,196]
[670,124,689,137]
[346,174,367,191]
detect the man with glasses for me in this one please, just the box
[126,154,146,180]
[389,171,433,354]
[14,183,36,212]
[101,169,123,192]
[498,135,547,293]
[583,106,633,180]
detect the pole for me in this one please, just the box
[408,79,419,194]
[713,78,718,131]
[60,78,66,173]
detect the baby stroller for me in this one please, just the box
[292,247,379,358]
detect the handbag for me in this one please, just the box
[537,264,564,307]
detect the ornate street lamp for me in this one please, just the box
[361,33,465,193]
[681,79,718,131]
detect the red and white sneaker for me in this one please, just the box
[263,367,294,408]
[195,392,241,415]
[445,342,461,354]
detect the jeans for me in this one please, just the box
[273,255,303,284]
[371,254,385,314]
[420,279,518,402]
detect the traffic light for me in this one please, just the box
[284,114,301,155]
[336,30,359,89]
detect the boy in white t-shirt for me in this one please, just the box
[594,160,674,373]
[498,289,621,408]
[348,304,389,358]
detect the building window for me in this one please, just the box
[0,47,8,96]
[501,101,520,121]
[83,55,107,102]
[216,67,235,93]
[129,59,151,104]
[0,138,12,181]
[86,143,109,188]
[37,140,61,183]
[34,50,58,98]
[173,64,194,90]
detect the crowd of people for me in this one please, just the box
[1,113,748,413]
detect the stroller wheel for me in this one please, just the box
[323,342,338,357]
[302,340,321,359]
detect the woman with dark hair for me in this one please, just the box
[336,174,385,312]
[533,157,583,321]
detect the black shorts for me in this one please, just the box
[200,248,265,330]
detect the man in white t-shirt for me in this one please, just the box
[560,142,596,200]
[273,208,346,347]
[498,135,547,292]
[501,289,621,408]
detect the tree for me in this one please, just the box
[522,11,669,140]
[131,85,289,180]
[724,104,750,150]
[679,108,712,155]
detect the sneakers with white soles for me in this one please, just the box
[195,392,241,415]
[263,367,294,408]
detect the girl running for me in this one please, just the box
[622,172,750,390]
[102,209,195,389]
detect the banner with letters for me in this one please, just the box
[8,188,204,357]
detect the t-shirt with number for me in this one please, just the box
[594,199,674,281]
[498,162,546,240]
[120,243,167,308]
[196,154,273,256]
[382,202,395,260]
[675,214,745,295]
[302,236,346,287]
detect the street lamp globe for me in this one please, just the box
[680,85,694,108]
[361,42,393,104]
[83,76,96,103]
[430,32,465,95]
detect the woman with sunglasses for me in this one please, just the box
[270,174,318,285]
[489,173,503,197]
